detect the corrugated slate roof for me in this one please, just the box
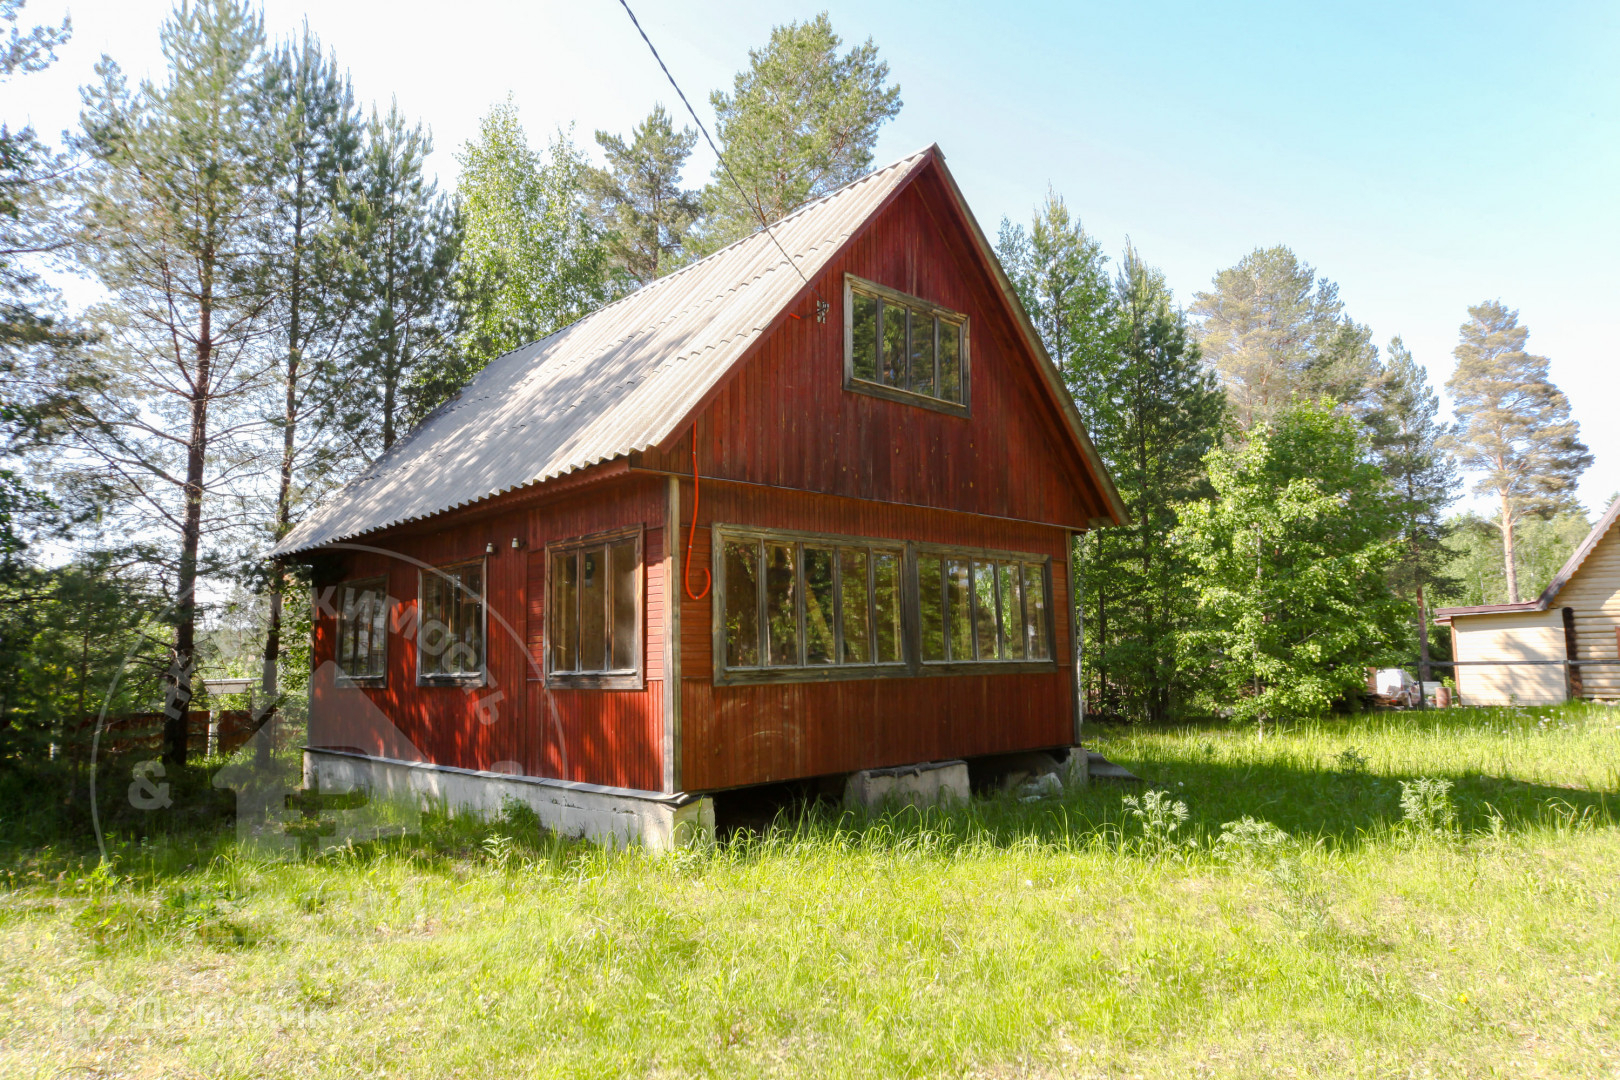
[274,148,933,557]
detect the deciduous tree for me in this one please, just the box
[450,101,609,376]
[1178,401,1408,726]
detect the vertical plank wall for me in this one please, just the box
[676,481,1075,791]
[309,474,667,791]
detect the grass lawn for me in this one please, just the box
[4,703,1620,1078]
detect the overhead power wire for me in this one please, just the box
[614,0,829,322]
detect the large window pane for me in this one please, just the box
[765,543,798,666]
[909,311,935,397]
[1023,562,1049,660]
[998,562,1024,660]
[611,539,638,669]
[550,553,577,673]
[918,555,945,661]
[880,301,906,387]
[580,546,607,671]
[804,546,835,665]
[938,319,961,403]
[338,579,387,680]
[946,559,972,661]
[972,560,998,660]
[839,547,869,664]
[723,540,760,667]
[425,561,484,677]
[851,292,878,382]
[873,551,902,663]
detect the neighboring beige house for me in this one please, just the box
[1435,500,1620,705]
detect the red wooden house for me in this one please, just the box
[274,146,1125,846]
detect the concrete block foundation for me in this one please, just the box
[843,759,969,810]
[303,748,713,851]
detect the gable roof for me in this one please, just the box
[1435,498,1620,620]
[274,146,1124,557]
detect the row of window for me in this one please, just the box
[333,531,1057,687]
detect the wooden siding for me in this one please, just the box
[675,479,1076,791]
[1555,521,1620,700]
[1450,609,1567,706]
[308,474,668,791]
[637,174,1107,529]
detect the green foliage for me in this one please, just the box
[698,12,901,251]
[589,105,700,285]
[449,102,611,377]
[1191,246,1380,430]
[1177,401,1410,722]
[1080,249,1226,721]
[1398,776,1456,835]
[1443,300,1591,603]
[1438,508,1589,606]
[998,204,1225,722]
[343,102,457,449]
[995,189,1113,420]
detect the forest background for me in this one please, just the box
[0,0,1608,768]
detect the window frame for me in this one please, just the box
[843,273,971,418]
[334,575,389,687]
[543,525,645,690]
[710,524,1057,686]
[415,558,489,688]
[912,541,1056,676]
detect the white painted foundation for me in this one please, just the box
[303,748,713,851]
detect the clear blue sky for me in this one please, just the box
[12,0,1619,514]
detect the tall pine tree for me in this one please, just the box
[70,0,276,764]
[589,105,699,286]
[257,25,363,728]
[697,14,900,251]
[1191,246,1379,430]
[1365,336,1456,678]
[342,101,457,455]
[1443,301,1590,603]
[1082,247,1225,721]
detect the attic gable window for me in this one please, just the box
[844,274,968,416]
[547,528,643,689]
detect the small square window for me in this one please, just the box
[419,560,484,682]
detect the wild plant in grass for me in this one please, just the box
[1121,789,1190,859]
[1334,747,1369,774]
[1399,777,1456,835]
[1214,816,1292,864]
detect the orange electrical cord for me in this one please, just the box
[685,425,711,600]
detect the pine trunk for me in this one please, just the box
[167,309,212,767]
[1500,493,1520,604]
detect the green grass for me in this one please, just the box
[4,703,1620,1078]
